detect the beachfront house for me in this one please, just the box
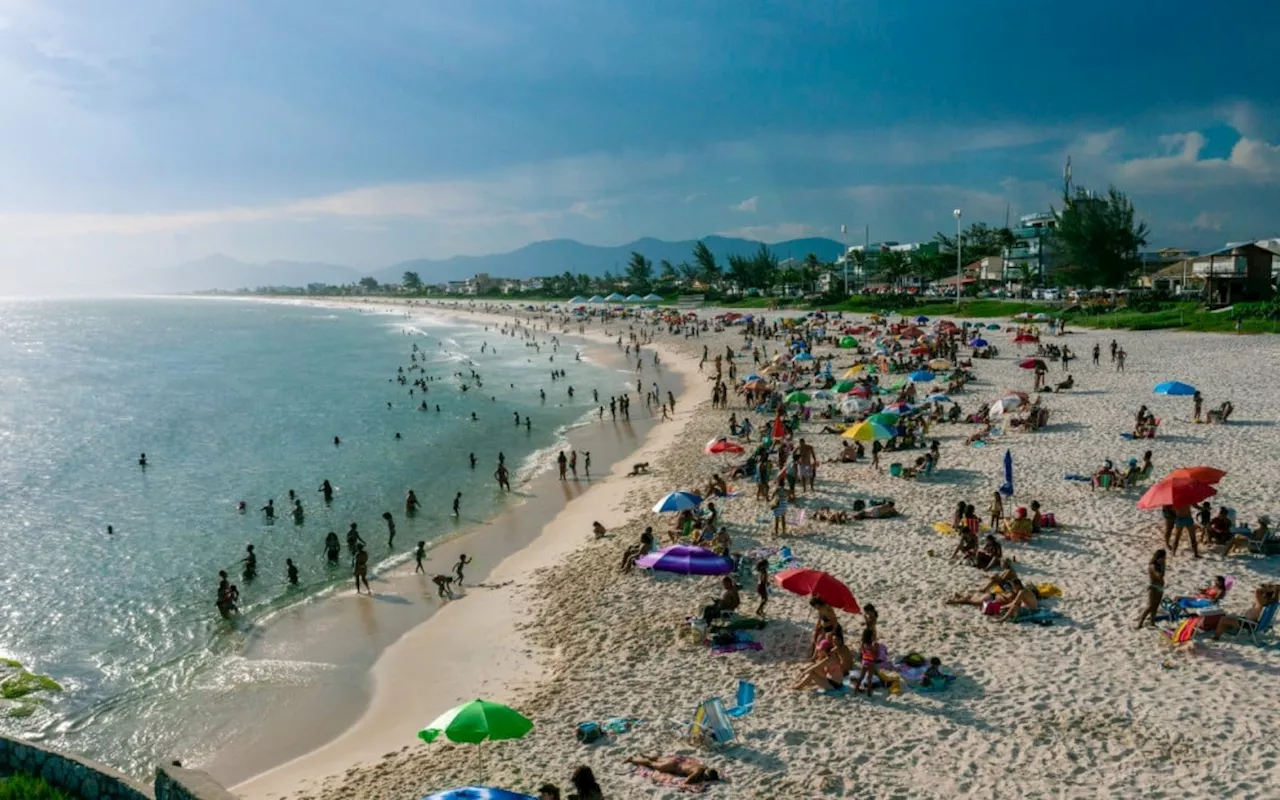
[1001,211,1058,285]
[1160,243,1276,304]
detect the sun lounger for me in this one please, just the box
[1221,602,1277,645]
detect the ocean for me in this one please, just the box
[0,297,630,776]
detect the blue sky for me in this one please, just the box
[1,0,1278,289]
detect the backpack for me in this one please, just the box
[576,721,603,744]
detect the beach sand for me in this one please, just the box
[235,303,1280,800]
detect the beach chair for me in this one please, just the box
[724,680,756,721]
[673,697,736,749]
[1163,616,1201,646]
[1224,603,1278,645]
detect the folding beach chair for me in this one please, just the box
[674,697,736,749]
[1224,602,1278,645]
[724,680,756,721]
[1163,616,1201,646]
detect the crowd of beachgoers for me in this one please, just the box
[257,298,1280,800]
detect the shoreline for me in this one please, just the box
[225,300,708,795]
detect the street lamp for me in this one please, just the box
[841,224,848,296]
[953,208,963,307]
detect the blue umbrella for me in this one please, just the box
[795,352,814,361]
[652,491,703,513]
[1153,381,1197,396]
[915,315,930,323]
[999,449,1014,497]
[969,338,988,347]
[742,373,761,383]
[908,370,935,383]
[423,789,537,800]
[925,392,950,403]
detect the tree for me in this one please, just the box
[726,254,752,292]
[749,243,779,291]
[878,250,909,291]
[626,251,653,292]
[911,250,948,289]
[659,259,678,283]
[1051,186,1149,288]
[934,222,1014,261]
[358,277,380,291]
[402,271,423,291]
[677,261,699,284]
[693,240,722,286]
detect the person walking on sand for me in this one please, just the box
[353,544,371,595]
[1092,343,1100,366]
[414,541,426,573]
[381,511,396,548]
[1116,348,1126,372]
[1193,391,1203,423]
[1137,549,1166,629]
[754,559,770,616]
[1109,339,1118,363]
[989,491,1004,532]
[569,450,578,480]
[557,451,568,480]
[583,452,591,479]
[454,554,472,585]
[661,403,671,421]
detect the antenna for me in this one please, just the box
[1063,155,1073,196]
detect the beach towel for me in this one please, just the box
[970,440,987,448]
[1035,583,1063,598]
[630,766,717,793]
[1119,433,1135,440]
[710,641,763,655]
[932,522,958,536]
[1009,608,1059,625]
[1063,474,1091,482]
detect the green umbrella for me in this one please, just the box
[419,699,533,745]
[839,336,857,348]
[833,380,857,393]
[783,391,812,405]
[866,412,899,426]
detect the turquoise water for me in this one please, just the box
[0,298,621,773]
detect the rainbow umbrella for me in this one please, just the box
[841,420,895,441]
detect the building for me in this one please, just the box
[1163,243,1276,303]
[839,241,939,286]
[1001,212,1057,283]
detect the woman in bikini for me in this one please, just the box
[1136,549,1166,629]
[625,754,721,786]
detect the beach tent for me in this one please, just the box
[604,292,626,302]
[625,294,643,302]
[568,296,586,304]
[642,293,663,302]
[587,295,605,303]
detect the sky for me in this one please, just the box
[1,0,1279,290]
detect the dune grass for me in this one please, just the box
[0,775,72,800]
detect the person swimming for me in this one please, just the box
[261,499,275,520]
[319,480,334,503]
[324,532,341,563]
[241,544,257,580]
[138,453,147,467]
[292,500,304,524]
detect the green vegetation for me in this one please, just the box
[0,774,72,800]
[1,671,63,700]
[1050,186,1149,287]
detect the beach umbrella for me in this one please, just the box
[775,568,861,614]
[742,380,767,391]
[742,373,762,383]
[1018,358,1047,370]
[636,545,734,575]
[999,449,1014,497]
[812,390,834,400]
[915,315,930,323]
[1153,381,1197,396]
[848,385,872,398]
[1013,333,1039,343]
[839,336,858,348]
[987,324,1002,330]
[866,412,899,426]
[705,438,745,455]
[652,491,703,513]
[833,380,857,393]
[928,359,952,370]
[1137,478,1217,510]
[909,346,930,356]
[969,337,988,347]
[419,699,533,745]
[840,397,870,414]
[794,352,814,362]
[841,420,895,441]
[842,365,865,378]
[1166,466,1226,484]
[784,391,812,405]
[908,370,935,383]
[424,789,537,800]
[884,401,914,414]
[925,393,950,403]
[989,396,1022,417]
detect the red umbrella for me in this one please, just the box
[705,438,745,455]
[1166,466,1226,484]
[1013,334,1039,343]
[848,385,872,398]
[1137,477,1217,510]
[910,346,930,356]
[1017,358,1046,370]
[774,568,861,613]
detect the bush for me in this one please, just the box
[0,775,72,800]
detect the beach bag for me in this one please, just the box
[981,598,1004,616]
[576,722,603,744]
[1043,512,1057,528]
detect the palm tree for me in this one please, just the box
[693,241,722,287]
[878,250,909,292]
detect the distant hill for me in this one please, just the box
[138,236,847,292]
[374,235,846,284]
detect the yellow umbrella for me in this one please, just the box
[841,365,865,379]
[928,359,951,370]
[841,420,896,441]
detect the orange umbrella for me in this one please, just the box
[1137,477,1217,510]
[1166,466,1226,484]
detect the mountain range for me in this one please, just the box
[123,235,847,292]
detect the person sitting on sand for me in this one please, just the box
[997,579,1041,622]
[592,521,607,539]
[1029,500,1056,532]
[1206,507,1234,547]
[1004,507,1034,542]
[1092,460,1120,490]
[809,598,841,658]
[791,637,845,691]
[965,424,992,446]
[711,526,731,557]
[1212,583,1280,639]
[704,473,729,497]
[625,754,721,787]
[1054,374,1074,392]
[834,441,860,463]
[951,525,979,563]
[619,527,655,572]
[969,535,1003,570]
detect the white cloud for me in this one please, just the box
[716,222,818,241]
[731,195,758,213]
[1115,129,1280,189]
[1189,211,1227,232]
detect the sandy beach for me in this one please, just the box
[234,301,1280,800]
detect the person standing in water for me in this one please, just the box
[319,480,334,503]
[452,492,462,518]
[381,512,396,548]
[292,500,304,524]
[138,453,147,467]
[406,490,420,515]
[454,554,472,585]
[469,453,477,469]
[241,544,257,580]
[261,499,275,521]
[324,532,341,564]
[286,558,299,586]
[353,544,371,595]
[346,523,364,557]
[333,436,341,446]
[495,463,511,491]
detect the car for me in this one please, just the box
[1041,288,1061,301]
